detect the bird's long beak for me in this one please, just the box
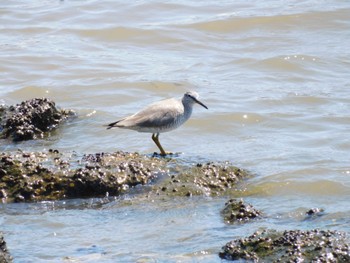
[194,98,208,109]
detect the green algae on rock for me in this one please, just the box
[221,199,262,224]
[0,150,169,202]
[153,162,250,197]
[219,229,350,262]
[0,98,75,141]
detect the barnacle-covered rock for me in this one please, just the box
[0,150,251,202]
[221,199,262,224]
[0,98,74,141]
[0,150,168,202]
[219,229,350,262]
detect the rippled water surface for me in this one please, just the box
[1,0,350,262]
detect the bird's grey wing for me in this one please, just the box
[118,100,182,129]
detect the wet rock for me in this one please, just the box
[305,207,325,217]
[219,229,350,262]
[0,98,75,141]
[0,150,168,202]
[0,105,6,128]
[221,199,262,224]
[0,150,250,202]
[0,232,12,263]
[152,162,250,197]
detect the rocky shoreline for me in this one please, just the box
[1,98,349,261]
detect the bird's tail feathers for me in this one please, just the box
[106,120,121,129]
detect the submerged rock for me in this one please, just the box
[221,199,262,224]
[219,229,350,262]
[305,207,325,217]
[0,98,74,141]
[0,232,12,263]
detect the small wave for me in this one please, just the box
[246,179,350,197]
[67,26,183,46]
[181,8,350,33]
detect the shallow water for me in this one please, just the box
[1,0,350,262]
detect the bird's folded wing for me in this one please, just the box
[119,102,182,129]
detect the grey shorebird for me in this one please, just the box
[107,91,208,156]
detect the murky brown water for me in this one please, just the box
[1,1,350,262]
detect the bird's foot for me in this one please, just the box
[152,151,178,158]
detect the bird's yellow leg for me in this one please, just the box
[152,133,168,156]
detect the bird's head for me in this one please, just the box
[183,91,208,109]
